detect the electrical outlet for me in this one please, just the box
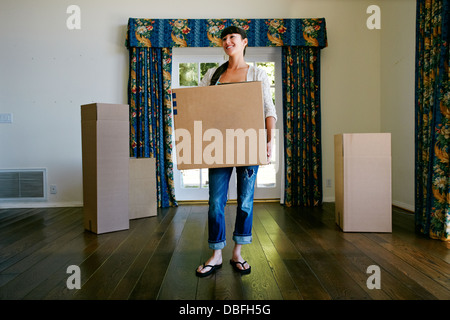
[0,113,13,123]
[326,179,332,188]
[50,185,57,194]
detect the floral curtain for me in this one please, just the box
[415,0,449,241]
[128,47,177,208]
[126,18,327,48]
[282,46,322,207]
[126,18,327,208]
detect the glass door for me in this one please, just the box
[172,47,283,202]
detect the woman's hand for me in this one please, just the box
[266,141,272,164]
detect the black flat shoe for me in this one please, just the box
[230,260,251,275]
[196,263,222,277]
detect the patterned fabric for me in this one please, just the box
[415,0,449,241]
[128,47,177,208]
[282,46,322,207]
[126,18,327,208]
[126,18,327,48]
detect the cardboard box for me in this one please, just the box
[334,133,392,232]
[81,103,130,234]
[172,82,267,170]
[129,157,157,219]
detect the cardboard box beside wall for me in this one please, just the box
[129,157,157,219]
[172,82,267,170]
[81,103,130,234]
[334,133,392,233]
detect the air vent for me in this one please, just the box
[0,169,47,200]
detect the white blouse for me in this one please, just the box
[199,65,278,122]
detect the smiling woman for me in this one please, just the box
[192,25,279,278]
[221,25,248,56]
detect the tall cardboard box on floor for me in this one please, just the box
[81,103,130,234]
[334,133,392,232]
[172,82,268,170]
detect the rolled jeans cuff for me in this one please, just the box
[209,240,226,250]
[233,235,252,245]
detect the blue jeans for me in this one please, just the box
[207,165,259,250]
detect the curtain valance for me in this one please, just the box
[126,18,327,48]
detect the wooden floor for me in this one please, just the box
[0,202,449,300]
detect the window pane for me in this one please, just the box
[257,62,275,86]
[181,169,200,188]
[257,164,276,188]
[270,87,276,105]
[179,63,198,86]
[200,63,219,79]
[257,132,277,188]
[201,168,209,188]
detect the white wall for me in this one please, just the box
[0,0,415,210]
[291,0,382,202]
[380,0,416,211]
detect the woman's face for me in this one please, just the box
[222,33,248,57]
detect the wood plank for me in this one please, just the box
[365,233,450,294]
[196,204,245,300]
[157,206,207,300]
[108,207,176,299]
[0,208,81,273]
[239,230,284,300]
[286,205,420,300]
[262,204,331,300]
[0,208,38,227]
[73,212,175,300]
[252,205,302,300]
[0,203,448,301]
[0,211,85,299]
[194,220,219,299]
[26,230,108,299]
[45,209,172,300]
[320,203,449,299]
[391,207,450,263]
[272,204,374,299]
[0,207,76,246]
[127,206,190,299]
[45,223,132,300]
[343,232,445,299]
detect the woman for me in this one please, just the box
[196,26,277,277]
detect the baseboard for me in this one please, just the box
[0,201,83,209]
[392,200,415,213]
[0,199,415,212]
[178,198,281,205]
[321,197,414,212]
[322,196,335,203]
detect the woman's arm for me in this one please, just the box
[265,116,276,163]
[257,66,277,163]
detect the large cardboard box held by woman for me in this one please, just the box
[172,81,268,170]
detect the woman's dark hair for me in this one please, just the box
[210,26,248,85]
[220,25,248,42]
